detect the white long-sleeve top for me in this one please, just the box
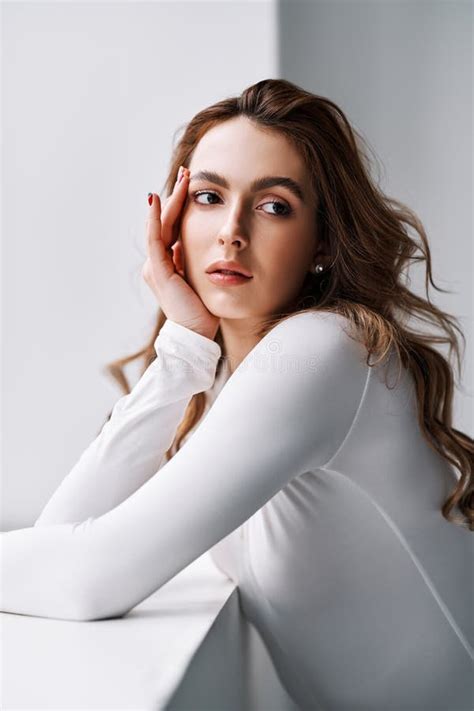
[1,311,473,710]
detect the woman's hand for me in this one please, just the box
[142,166,220,341]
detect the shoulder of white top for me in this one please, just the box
[258,310,356,348]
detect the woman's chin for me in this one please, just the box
[202,298,254,320]
[209,307,250,319]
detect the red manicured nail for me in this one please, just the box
[148,193,153,206]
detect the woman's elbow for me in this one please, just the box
[73,599,132,622]
[73,575,136,621]
[73,586,134,621]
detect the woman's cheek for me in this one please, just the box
[262,242,297,280]
[181,209,212,244]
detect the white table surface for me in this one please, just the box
[1,551,299,711]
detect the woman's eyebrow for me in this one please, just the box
[189,170,306,204]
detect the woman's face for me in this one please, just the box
[179,116,319,321]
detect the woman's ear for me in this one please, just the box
[312,240,331,270]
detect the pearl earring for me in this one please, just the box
[310,263,324,274]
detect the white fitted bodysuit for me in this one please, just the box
[1,311,473,710]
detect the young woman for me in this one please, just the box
[2,78,473,709]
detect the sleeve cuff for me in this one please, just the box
[154,318,222,372]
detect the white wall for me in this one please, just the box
[278,0,473,434]
[2,0,472,531]
[1,0,278,529]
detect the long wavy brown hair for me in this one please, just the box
[100,78,473,531]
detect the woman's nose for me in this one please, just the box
[217,233,247,248]
[216,211,250,248]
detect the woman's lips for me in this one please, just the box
[206,272,253,286]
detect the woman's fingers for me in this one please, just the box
[145,166,189,288]
[171,240,185,277]
[146,193,176,282]
[160,167,190,249]
[143,169,220,338]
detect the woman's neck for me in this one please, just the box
[218,318,263,375]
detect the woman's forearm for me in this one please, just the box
[34,319,221,526]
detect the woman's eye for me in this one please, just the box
[259,201,293,217]
[193,190,221,206]
[192,190,293,217]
